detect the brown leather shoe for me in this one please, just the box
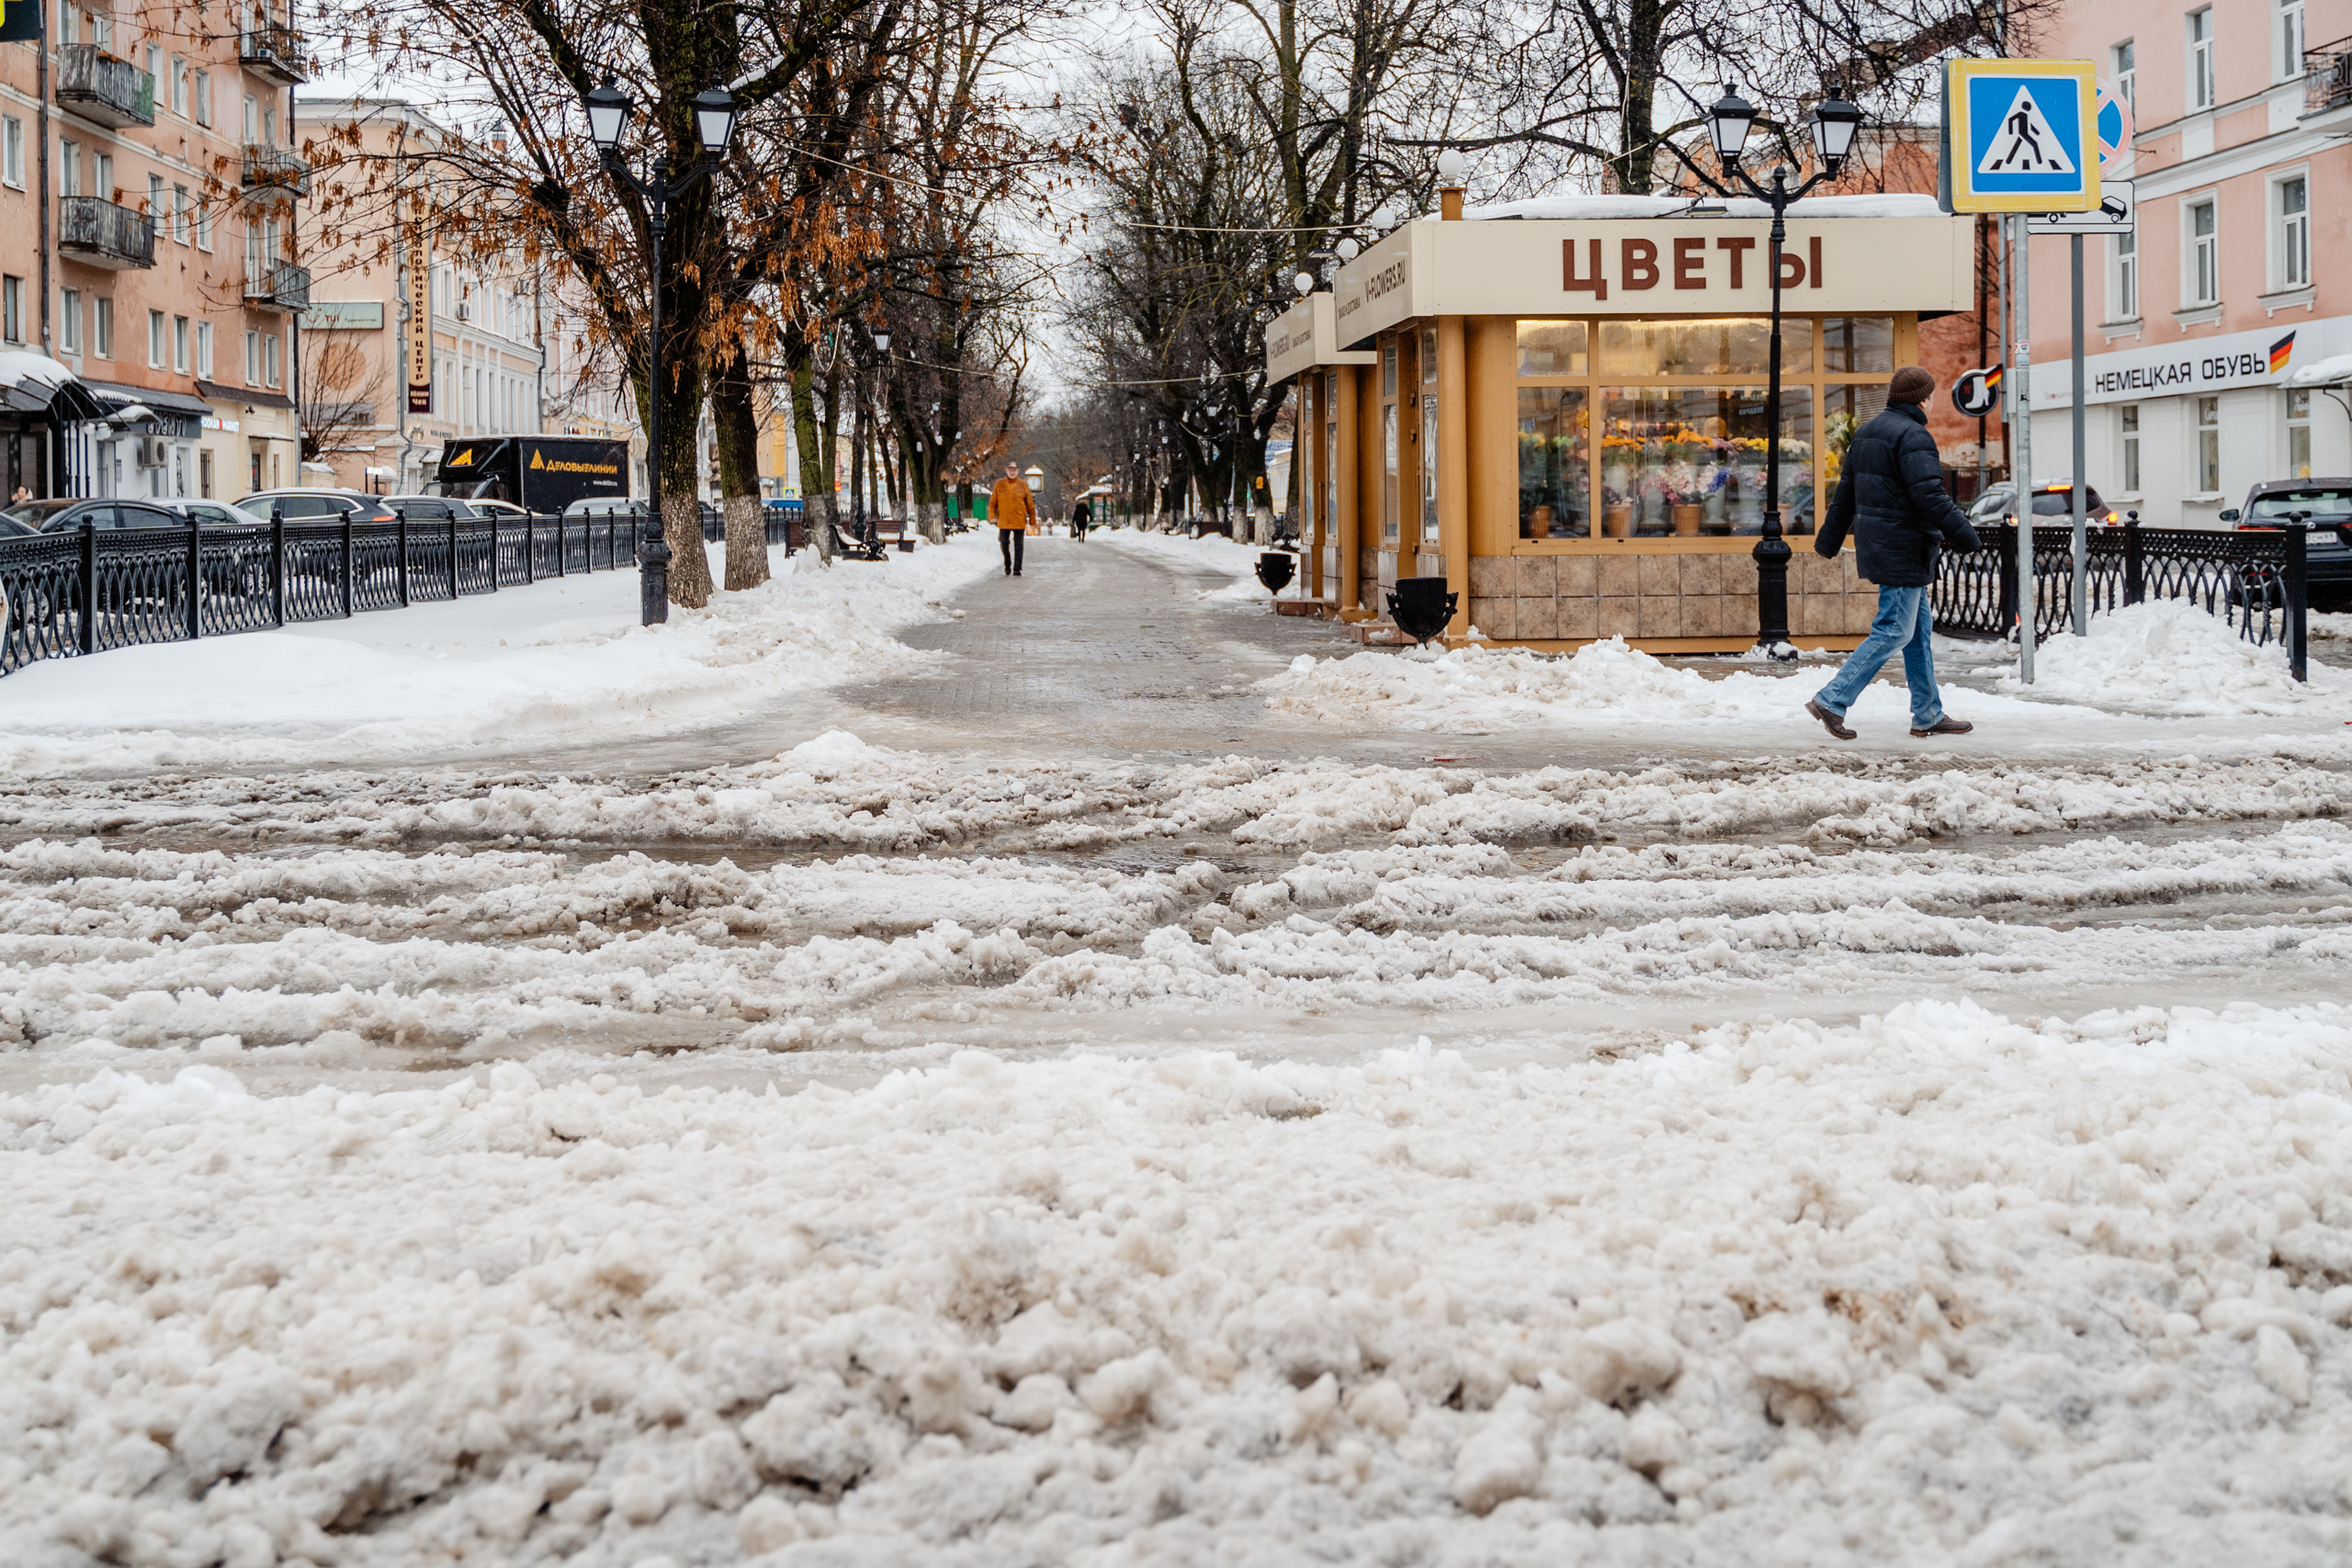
[1805,699,1856,740]
[1910,716,1973,738]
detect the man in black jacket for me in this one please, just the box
[1804,367,1982,739]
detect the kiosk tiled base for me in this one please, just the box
[1265,192,1976,653]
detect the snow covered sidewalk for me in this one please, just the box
[7,1001,2352,1564]
[0,536,1001,773]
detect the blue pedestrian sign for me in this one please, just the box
[1941,60,2101,213]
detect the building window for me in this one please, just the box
[60,288,80,354]
[2113,225,2138,320]
[148,309,164,367]
[2281,0,2306,82]
[58,139,77,197]
[2114,40,2136,113]
[196,200,211,252]
[1,117,21,189]
[196,320,212,378]
[169,54,187,116]
[199,448,213,498]
[143,43,161,92]
[2189,9,2215,110]
[94,151,110,202]
[2196,395,2221,493]
[242,95,256,143]
[95,297,113,358]
[2278,175,2309,288]
[90,8,107,47]
[147,174,164,239]
[172,184,190,244]
[2120,403,2142,493]
[2,276,21,344]
[244,330,259,385]
[2187,197,2219,305]
[265,333,282,389]
[56,0,73,44]
[2288,389,2312,478]
[193,69,209,127]
[173,315,188,373]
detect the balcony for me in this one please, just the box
[240,21,307,86]
[244,263,311,312]
[241,144,311,200]
[56,45,155,129]
[58,197,156,270]
[2307,35,2352,114]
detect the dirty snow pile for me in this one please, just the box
[0,536,1001,773]
[1997,600,2352,716]
[8,1002,2352,1564]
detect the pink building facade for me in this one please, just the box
[2022,0,2352,523]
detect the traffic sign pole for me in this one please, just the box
[2072,233,2087,637]
[2013,212,2036,685]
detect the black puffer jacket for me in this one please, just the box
[1815,401,1979,587]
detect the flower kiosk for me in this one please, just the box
[1265,194,1975,650]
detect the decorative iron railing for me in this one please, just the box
[238,22,306,85]
[2307,34,2352,114]
[1931,519,2316,677]
[1,504,811,678]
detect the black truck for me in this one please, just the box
[435,435,630,513]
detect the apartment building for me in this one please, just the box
[0,0,304,499]
[2023,0,2352,522]
[290,97,645,496]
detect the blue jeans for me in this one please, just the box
[1812,585,1943,729]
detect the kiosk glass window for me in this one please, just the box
[2120,403,2142,493]
[1599,317,1805,377]
[1324,371,1338,549]
[2288,389,2312,479]
[1517,321,1588,376]
[1599,387,1814,536]
[1823,385,1891,486]
[2196,396,2221,492]
[1818,317,1894,373]
[1298,385,1315,543]
[1420,326,1438,544]
[1517,388,1589,538]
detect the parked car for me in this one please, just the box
[237,489,399,524]
[2221,480,2352,611]
[2,498,189,532]
[380,494,481,524]
[160,499,269,527]
[469,499,530,522]
[1965,481,2123,528]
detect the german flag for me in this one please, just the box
[1985,365,2002,398]
[2270,332,2297,374]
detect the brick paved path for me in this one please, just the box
[841,531,1361,758]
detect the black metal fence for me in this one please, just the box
[1931,521,2307,665]
[0,505,806,678]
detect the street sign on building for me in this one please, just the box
[1940,60,2102,213]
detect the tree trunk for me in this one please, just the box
[710,347,769,591]
[662,492,711,605]
[789,352,835,565]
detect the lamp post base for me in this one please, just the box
[1752,516,1795,658]
[639,538,673,626]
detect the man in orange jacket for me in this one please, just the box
[988,462,1037,576]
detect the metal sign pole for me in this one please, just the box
[2071,231,2087,636]
[2013,211,2035,684]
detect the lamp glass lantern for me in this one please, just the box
[583,79,633,152]
[692,87,741,159]
[1706,85,1757,164]
[874,330,891,353]
[1810,94,1862,170]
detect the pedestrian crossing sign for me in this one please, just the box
[1941,59,2101,213]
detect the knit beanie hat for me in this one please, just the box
[1888,367,1937,404]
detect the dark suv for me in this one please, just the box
[2222,481,2352,611]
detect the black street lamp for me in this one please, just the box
[1705,81,1863,656]
[581,76,741,625]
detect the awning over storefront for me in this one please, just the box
[0,350,109,423]
[83,379,213,438]
[195,378,293,411]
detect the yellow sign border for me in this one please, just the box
[1947,59,2101,213]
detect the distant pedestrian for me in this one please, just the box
[1804,367,1982,739]
[988,462,1037,576]
[8,485,28,505]
[1070,498,1091,541]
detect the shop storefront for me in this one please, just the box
[1269,196,1976,649]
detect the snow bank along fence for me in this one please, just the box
[0,505,799,677]
[1930,520,2318,680]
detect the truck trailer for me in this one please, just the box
[435,435,630,513]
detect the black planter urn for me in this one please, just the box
[1256,550,1296,594]
[1386,576,1457,645]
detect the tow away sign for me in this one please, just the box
[1940,60,2101,214]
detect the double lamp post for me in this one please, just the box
[580,78,741,625]
[1700,83,1862,655]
